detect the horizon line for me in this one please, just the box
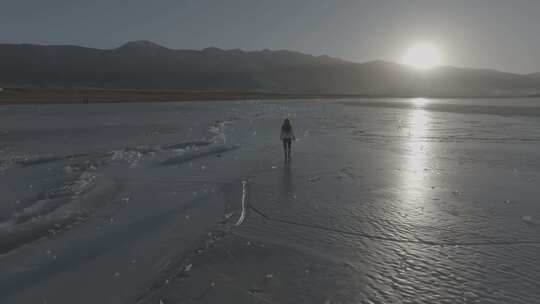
[1,40,538,76]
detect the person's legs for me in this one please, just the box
[282,139,288,159]
[285,139,292,159]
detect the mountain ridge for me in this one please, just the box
[1,41,539,97]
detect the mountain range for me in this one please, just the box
[1,40,539,97]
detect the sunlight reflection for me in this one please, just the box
[402,108,430,202]
[412,97,429,108]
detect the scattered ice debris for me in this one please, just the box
[184,264,192,272]
[209,123,223,134]
[265,273,273,280]
[162,144,239,166]
[451,190,463,196]
[271,166,277,170]
[201,165,206,171]
[114,272,120,277]
[110,149,143,167]
[185,215,190,220]
[522,216,533,223]
[159,300,165,304]
[210,282,216,287]
[209,121,228,143]
[224,212,235,219]
[131,259,137,264]
[72,172,97,196]
[504,200,511,204]
[121,197,130,203]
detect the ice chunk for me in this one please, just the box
[308,176,321,183]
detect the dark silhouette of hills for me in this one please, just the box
[1,41,539,97]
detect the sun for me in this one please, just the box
[402,43,442,70]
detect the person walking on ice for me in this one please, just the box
[280,118,296,162]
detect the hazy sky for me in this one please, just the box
[2,0,539,73]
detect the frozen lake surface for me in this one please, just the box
[1,98,540,303]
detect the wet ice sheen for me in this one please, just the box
[0,99,540,303]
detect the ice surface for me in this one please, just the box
[1,99,540,303]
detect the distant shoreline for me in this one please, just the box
[0,87,538,105]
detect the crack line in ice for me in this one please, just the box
[248,204,540,247]
[235,181,248,226]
